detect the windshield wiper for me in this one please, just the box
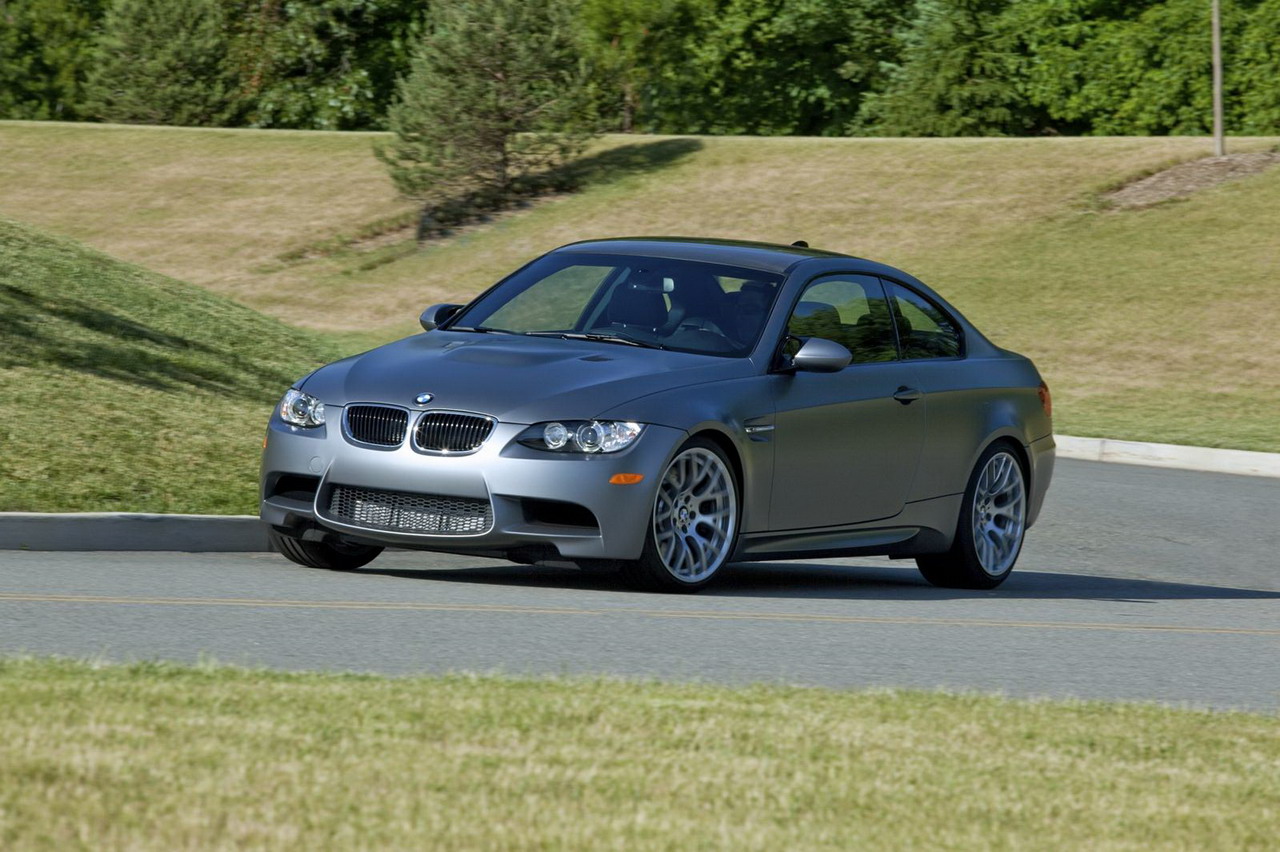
[447,325,517,335]
[525,331,665,350]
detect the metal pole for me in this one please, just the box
[1212,0,1225,156]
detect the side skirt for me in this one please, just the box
[733,493,962,562]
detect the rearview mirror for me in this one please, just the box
[420,303,462,331]
[792,337,852,373]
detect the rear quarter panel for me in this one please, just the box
[909,355,1051,502]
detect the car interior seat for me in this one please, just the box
[850,304,899,362]
[654,271,724,334]
[606,281,669,331]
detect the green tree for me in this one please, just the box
[377,0,596,232]
[580,0,908,136]
[856,0,1044,136]
[1012,0,1247,135]
[83,0,240,125]
[649,0,909,136]
[225,0,425,130]
[0,0,105,120]
[579,0,698,131]
[1236,0,1280,132]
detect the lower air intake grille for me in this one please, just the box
[414,411,495,453]
[346,405,409,447]
[327,485,493,535]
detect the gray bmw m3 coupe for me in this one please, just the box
[262,238,1054,591]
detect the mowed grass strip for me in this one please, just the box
[0,217,338,513]
[0,658,1277,850]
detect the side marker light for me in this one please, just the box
[609,473,644,485]
[1037,381,1053,419]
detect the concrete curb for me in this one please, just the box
[1053,435,1280,478]
[1,436,1275,552]
[0,513,271,552]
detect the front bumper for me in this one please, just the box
[260,412,686,561]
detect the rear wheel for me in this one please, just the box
[620,437,739,592]
[917,443,1027,590]
[269,529,383,571]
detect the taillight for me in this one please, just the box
[1037,381,1052,420]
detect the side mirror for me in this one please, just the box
[420,303,462,331]
[792,337,852,373]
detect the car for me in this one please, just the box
[261,237,1054,591]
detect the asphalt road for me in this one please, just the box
[1,460,1277,711]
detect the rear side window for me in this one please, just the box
[886,281,962,359]
[786,274,897,364]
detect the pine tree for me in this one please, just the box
[376,0,596,233]
[855,0,1040,136]
[0,0,106,121]
[84,0,240,126]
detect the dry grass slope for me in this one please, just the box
[0,121,414,318]
[2,122,1278,450]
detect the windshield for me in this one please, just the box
[448,253,784,357]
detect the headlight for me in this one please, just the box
[518,420,644,454]
[279,389,325,427]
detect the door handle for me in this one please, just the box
[893,386,923,404]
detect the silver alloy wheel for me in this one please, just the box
[971,451,1027,576]
[652,447,737,583]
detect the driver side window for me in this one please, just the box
[786,275,897,364]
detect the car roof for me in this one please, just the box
[554,237,854,274]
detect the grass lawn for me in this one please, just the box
[0,217,337,514]
[0,121,414,312]
[2,122,1278,451]
[1,658,1277,850]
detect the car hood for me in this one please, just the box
[300,331,756,425]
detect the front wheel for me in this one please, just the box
[269,529,383,571]
[917,443,1027,590]
[620,437,739,592]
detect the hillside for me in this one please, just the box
[0,218,338,513]
[1,122,1278,451]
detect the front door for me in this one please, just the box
[767,274,926,530]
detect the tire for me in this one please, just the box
[269,528,383,571]
[620,437,740,593]
[917,442,1028,590]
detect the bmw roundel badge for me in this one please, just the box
[414,393,434,405]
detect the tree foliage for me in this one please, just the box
[1010,0,1256,135]
[856,0,1040,136]
[3,0,1280,137]
[863,0,1278,136]
[0,0,105,120]
[83,0,240,126]
[581,0,910,136]
[578,0,693,132]
[378,0,597,228]
[225,0,424,130]
[1236,0,1280,132]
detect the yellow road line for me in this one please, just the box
[0,592,1277,637]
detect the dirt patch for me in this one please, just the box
[1103,151,1280,209]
